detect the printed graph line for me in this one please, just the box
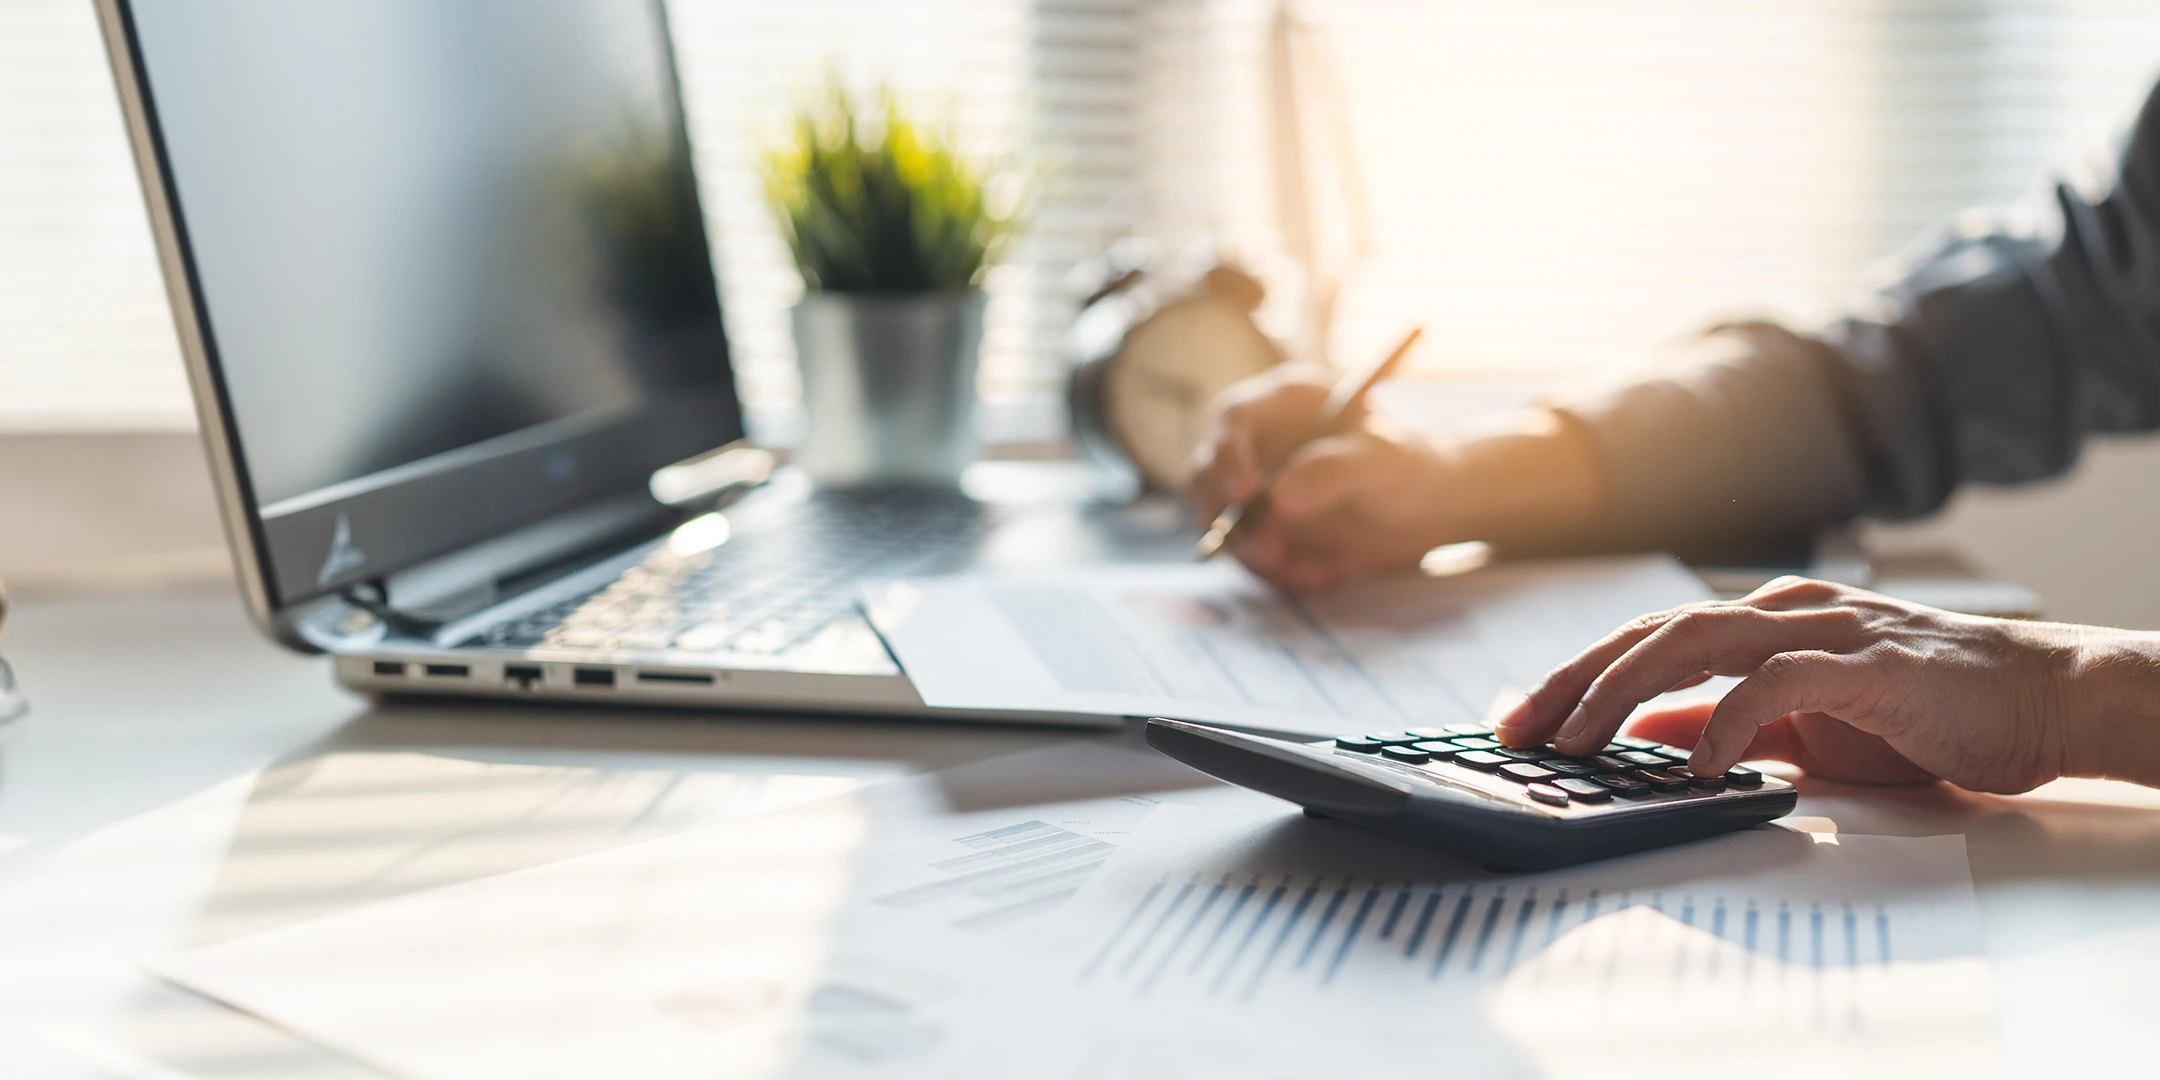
[1120,880,1197,977]
[1139,878,1228,995]
[1189,880,1258,975]
[1243,882,1320,1000]
[1325,886,1383,986]
[1296,881,1354,970]
[1429,890,1475,978]
[1079,879,1162,981]
[1403,889,1443,958]
[1210,881,1288,996]
[1468,889,1508,973]
[1379,887,1412,940]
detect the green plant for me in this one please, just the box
[762,86,1017,292]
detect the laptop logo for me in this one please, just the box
[316,513,367,587]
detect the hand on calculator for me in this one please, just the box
[1495,575,2160,794]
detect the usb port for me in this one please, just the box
[423,663,471,678]
[573,667,616,688]
[636,670,715,686]
[504,664,543,689]
[373,661,406,677]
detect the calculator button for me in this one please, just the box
[1448,737,1502,752]
[1724,766,1763,787]
[1495,747,1550,762]
[1541,760,1596,778]
[1653,749,1694,766]
[1408,741,1460,759]
[1681,770,1727,792]
[1525,783,1570,807]
[1453,750,1509,771]
[1632,768,1691,793]
[1335,736,1387,753]
[1591,755,1633,772]
[1595,743,1631,756]
[1615,750,1670,768]
[1381,744,1435,764]
[1366,732,1424,745]
[1593,774,1655,798]
[1611,736,1658,750]
[1441,723,1491,737]
[1499,762,1558,784]
[1554,778,1613,803]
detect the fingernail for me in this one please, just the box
[1492,702,1530,736]
[1488,690,1528,727]
[1689,733,1722,773]
[1554,706,1588,743]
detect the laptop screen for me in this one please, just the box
[118,0,743,610]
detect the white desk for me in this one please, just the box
[3,580,2157,1076]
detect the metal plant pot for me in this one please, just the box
[790,290,986,487]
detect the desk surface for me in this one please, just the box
[4,580,2159,1075]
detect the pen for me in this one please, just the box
[1194,326,1424,561]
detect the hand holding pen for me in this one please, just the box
[1195,327,1424,562]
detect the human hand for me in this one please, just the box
[1492,576,2118,794]
[1188,367,1600,594]
[1187,365,1456,593]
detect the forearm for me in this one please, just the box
[1523,322,1871,560]
[2062,627,2160,786]
[1430,408,1602,552]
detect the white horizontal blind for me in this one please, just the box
[0,0,191,431]
[5,1,2160,432]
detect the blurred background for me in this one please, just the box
[5,0,2160,625]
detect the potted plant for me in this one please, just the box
[763,86,1018,486]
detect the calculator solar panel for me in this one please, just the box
[1145,717,1797,870]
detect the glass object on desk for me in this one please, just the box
[0,655,21,723]
[0,580,19,722]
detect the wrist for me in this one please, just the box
[2056,626,2160,782]
[1430,409,1603,548]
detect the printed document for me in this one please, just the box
[864,554,1714,737]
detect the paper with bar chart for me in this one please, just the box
[971,805,2004,1079]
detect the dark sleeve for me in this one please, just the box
[1549,80,2160,560]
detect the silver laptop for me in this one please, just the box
[97,0,1111,725]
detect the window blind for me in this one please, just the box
[5,1,2160,433]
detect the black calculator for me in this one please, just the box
[1145,717,1796,870]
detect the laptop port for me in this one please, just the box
[636,670,715,686]
[504,664,543,689]
[423,663,471,678]
[573,667,616,688]
[373,661,406,677]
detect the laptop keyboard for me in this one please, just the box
[474,487,986,656]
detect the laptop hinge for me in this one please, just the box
[316,447,777,647]
[340,580,448,638]
[369,491,682,636]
